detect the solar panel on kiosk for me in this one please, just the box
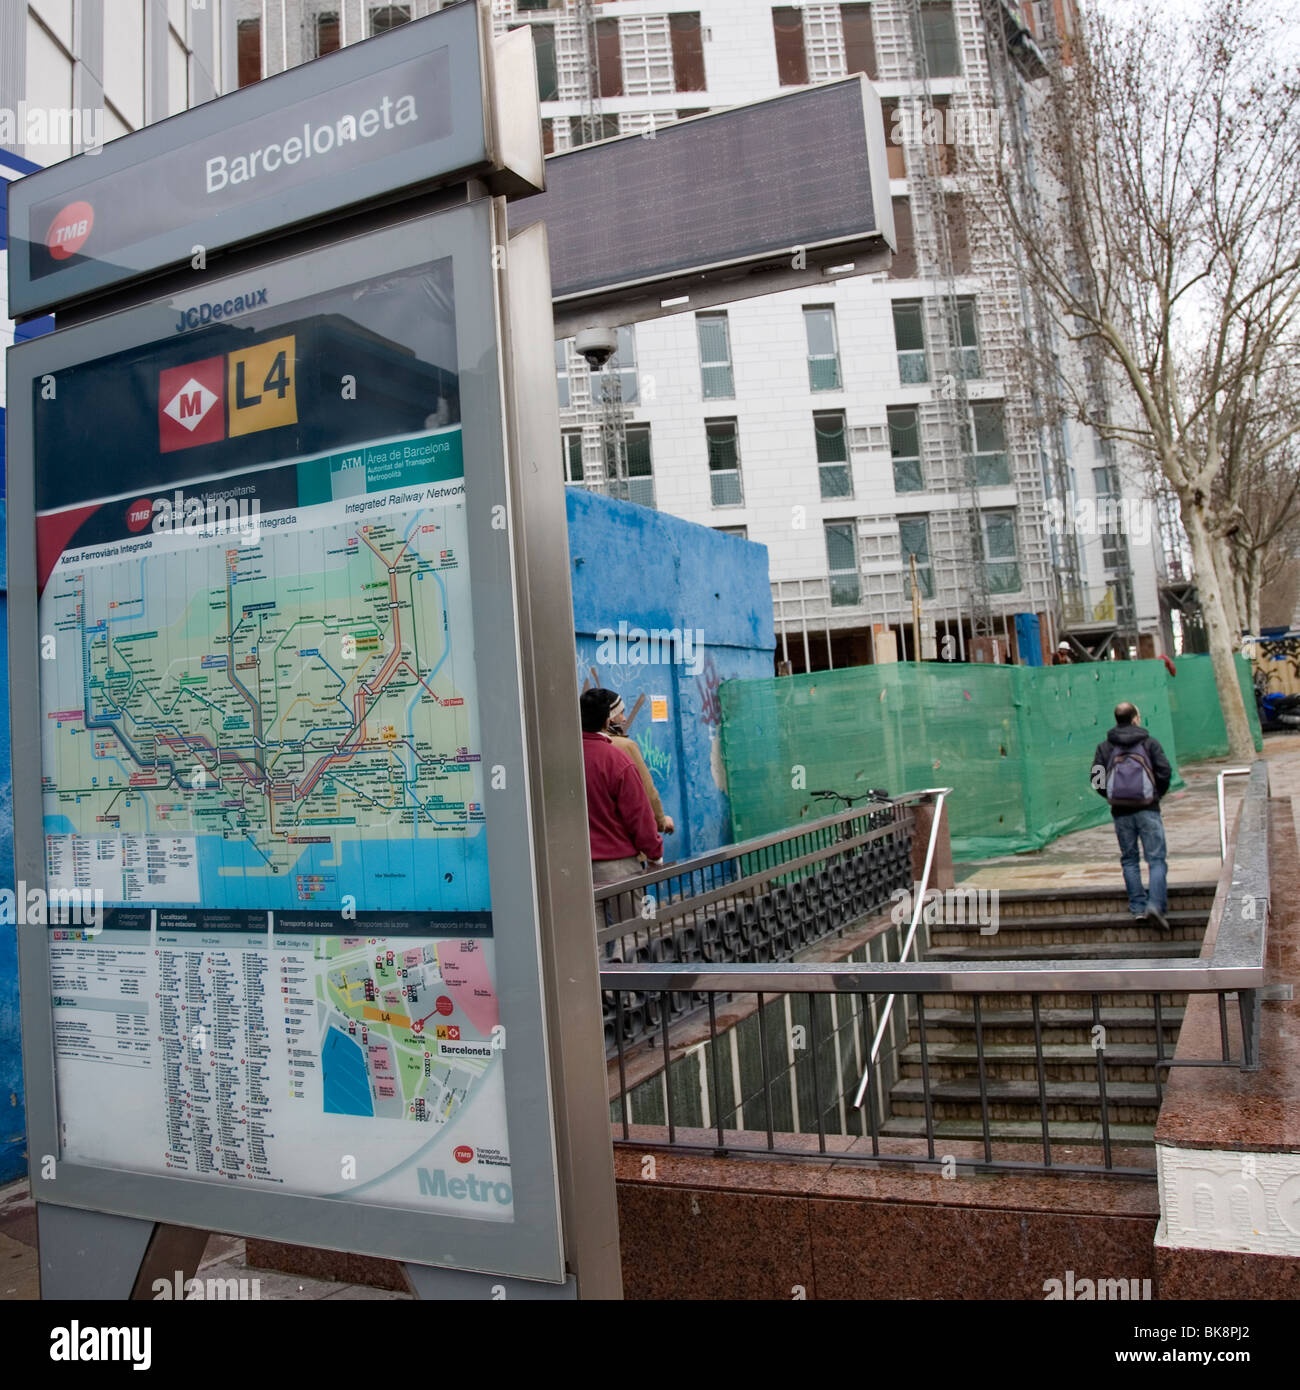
[509,80,884,305]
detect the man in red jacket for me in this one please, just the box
[580,688,663,891]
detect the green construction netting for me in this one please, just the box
[1167,653,1263,761]
[719,659,1248,861]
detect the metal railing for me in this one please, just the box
[594,795,920,1053]
[1217,766,1252,861]
[853,787,951,1108]
[601,762,1272,1177]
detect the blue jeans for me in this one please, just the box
[1113,809,1167,915]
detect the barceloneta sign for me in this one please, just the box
[5,1,506,317]
[205,94,421,193]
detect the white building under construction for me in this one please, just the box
[234,0,1170,668]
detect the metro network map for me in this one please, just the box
[39,428,487,912]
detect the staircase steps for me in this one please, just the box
[916,1005,1183,1044]
[888,1076,1163,1123]
[898,1040,1173,1083]
[928,909,1208,948]
[879,883,1213,1150]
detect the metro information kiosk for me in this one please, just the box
[4,2,616,1299]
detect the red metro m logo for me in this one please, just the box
[158,356,226,453]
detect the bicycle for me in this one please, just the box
[810,786,893,839]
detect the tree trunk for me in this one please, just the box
[1245,552,1263,638]
[1211,531,1242,638]
[1181,498,1256,760]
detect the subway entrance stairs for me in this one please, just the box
[881,883,1215,1149]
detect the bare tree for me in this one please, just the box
[990,0,1300,759]
[1213,373,1300,636]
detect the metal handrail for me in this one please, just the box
[1217,766,1252,861]
[852,787,950,1108]
[850,795,951,1106]
[600,957,1262,995]
[591,792,924,905]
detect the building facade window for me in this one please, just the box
[567,114,620,144]
[880,102,906,178]
[706,419,744,506]
[237,18,262,86]
[888,406,924,492]
[772,6,808,85]
[714,525,748,538]
[555,339,571,408]
[956,296,981,378]
[369,5,411,37]
[920,1,961,77]
[804,306,842,391]
[315,11,341,57]
[841,3,878,79]
[670,13,706,91]
[530,22,559,101]
[826,522,861,606]
[624,425,656,508]
[969,401,1009,485]
[595,17,623,97]
[815,411,853,499]
[892,299,928,383]
[237,17,261,86]
[945,192,971,272]
[889,197,916,278]
[898,516,934,599]
[562,430,585,484]
[697,312,734,398]
[982,509,1021,593]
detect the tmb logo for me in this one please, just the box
[159,356,225,453]
[45,200,94,260]
[453,1145,474,1165]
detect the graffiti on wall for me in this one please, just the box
[696,653,723,728]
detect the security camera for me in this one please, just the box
[576,326,619,371]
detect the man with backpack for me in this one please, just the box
[1090,702,1173,930]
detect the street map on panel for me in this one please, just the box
[314,934,499,1124]
[40,454,487,911]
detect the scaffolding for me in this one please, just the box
[870,0,1060,655]
[998,0,1140,653]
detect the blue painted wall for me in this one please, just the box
[567,488,776,861]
